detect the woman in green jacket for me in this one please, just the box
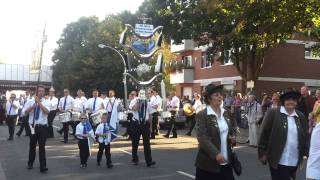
[258,89,308,180]
[195,84,237,180]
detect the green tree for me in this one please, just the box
[52,16,128,97]
[138,0,320,90]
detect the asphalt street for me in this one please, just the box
[0,122,307,180]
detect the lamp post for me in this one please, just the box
[98,44,128,108]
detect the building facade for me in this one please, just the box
[169,39,320,98]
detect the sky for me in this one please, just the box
[0,0,144,66]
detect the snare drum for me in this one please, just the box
[118,111,127,121]
[161,111,172,119]
[90,110,106,126]
[72,112,81,121]
[59,112,71,123]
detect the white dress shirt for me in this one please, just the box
[279,106,299,166]
[25,98,50,125]
[76,122,87,140]
[149,95,158,114]
[307,123,320,180]
[95,122,112,144]
[73,96,87,112]
[207,106,229,165]
[58,95,74,111]
[104,97,116,113]
[129,97,152,121]
[86,97,103,113]
[6,100,20,115]
[169,96,180,111]
[48,96,58,111]
[156,95,163,111]
[192,99,203,114]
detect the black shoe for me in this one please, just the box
[7,137,13,141]
[97,162,101,166]
[163,134,169,138]
[27,164,33,170]
[170,135,178,138]
[40,167,48,173]
[147,161,156,167]
[56,130,62,135]
[132,160,139,166]
[150,136,155,139]
[185,132,191,136]
[107,163,113,169]
[122,133,128,137]
[60,140,67,143]
[16,133,21,137]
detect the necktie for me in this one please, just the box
[139,101,147,123]
[103,123,107,143]
[34,105,40,121]
[93,97,97,111]
[82,123,87,134]
[63,96,67,110]
[8,103,12,115]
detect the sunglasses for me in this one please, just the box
[80,118,87,120]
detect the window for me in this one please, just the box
[223,50,233,65]
[305,49,320,60]
[201,52,212,68]
[183,55,193,68]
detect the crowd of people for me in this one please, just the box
[0,84,319,180]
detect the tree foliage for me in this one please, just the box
[139,0,320,87]
[52,16,128,96]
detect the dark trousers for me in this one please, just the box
[166,111,177,136]
[97,143,112,164]
[269,165,298,180]
[131,121,152,163]
[151,112,159,138]
[186,114,196,134]
[17,115,31,136]
[28,125,47,169]
[124,113,133,136]
[47,110,57,138]
[78,139,89,165]
[196,165,235,180]
[0,107,5,125]
[60,121,73,142]
[6,115,17,138]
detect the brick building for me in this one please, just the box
[169,39,320,98]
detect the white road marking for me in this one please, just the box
[53,125,60,129]
[176,171,195,179]
[118,148,132,156]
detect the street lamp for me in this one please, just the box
[98,44,128,108]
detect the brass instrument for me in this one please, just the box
[183,103,194,116]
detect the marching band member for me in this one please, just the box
[164,91,180,138]
[95,113,113,168]
[101,91,108,104]
[76,113,90,169]
[6,93,20,140]
[73,89,88,135]
[129,90,156,167]
[103,90,117,118]
[122,92,135,139]
[25,85,50,173]
[57,89,74,143]
[16,90,32,137]
[47,87,58,138]
[86,89,103,129]
[186,93,202,136]
[150,89,162,139]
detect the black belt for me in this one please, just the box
[34,124,47,127]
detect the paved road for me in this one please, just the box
[0,124,307,180]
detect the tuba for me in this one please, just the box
[183,103,194,116]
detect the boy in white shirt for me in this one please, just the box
[75,113,90,169]
[95,113,113,168]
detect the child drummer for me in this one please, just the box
[75,113,90,168]
[95,113,113,168]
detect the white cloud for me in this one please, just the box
[0,0,144,65]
